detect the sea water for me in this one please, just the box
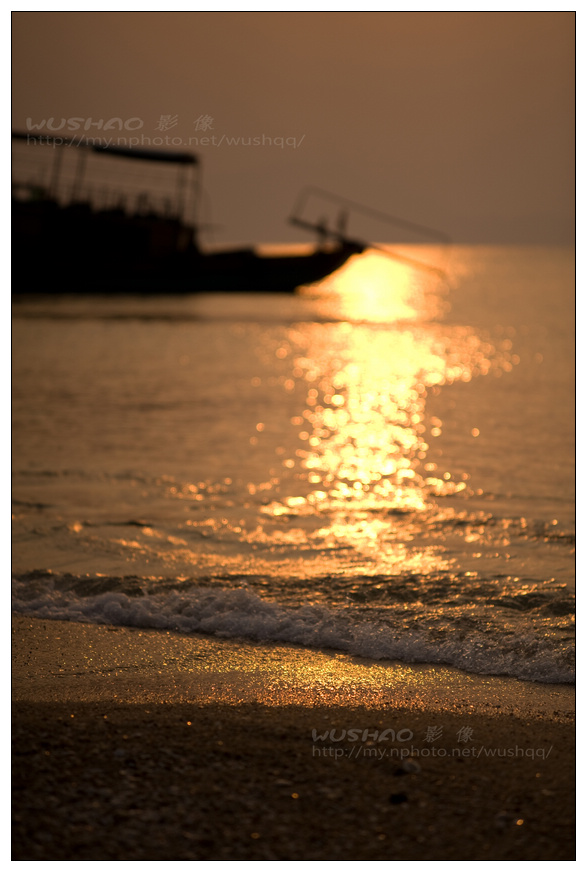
[11,245,575,683]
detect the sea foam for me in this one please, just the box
[12,575,574,685]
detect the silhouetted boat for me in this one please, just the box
[11,132,365,295]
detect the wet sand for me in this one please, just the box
[12,616,575,861]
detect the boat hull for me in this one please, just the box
[12,199,362,295]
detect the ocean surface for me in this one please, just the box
[12,245,575,684]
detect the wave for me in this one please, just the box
[12,573,574,685]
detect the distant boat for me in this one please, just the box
[11,132,365,295]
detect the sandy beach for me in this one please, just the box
[12,615,575,861]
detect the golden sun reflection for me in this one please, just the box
[132,250,515,580]
[258,250,509,574]
[299,248,448,324]
[281,320,467,515]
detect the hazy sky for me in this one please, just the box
[12,11,575,245]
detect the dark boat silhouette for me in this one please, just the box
[11,132,367,295]
[12,132,450,295]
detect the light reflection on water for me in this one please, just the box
[254,250,511,574]
[9,248,535,583]
[68,248,523,582]
[11,246,575,681]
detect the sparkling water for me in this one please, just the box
[12,245,575,683]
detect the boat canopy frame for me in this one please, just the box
[11,131,200,226]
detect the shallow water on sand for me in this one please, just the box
[12,245,575,683]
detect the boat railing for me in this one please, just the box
[11,132,199,228]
